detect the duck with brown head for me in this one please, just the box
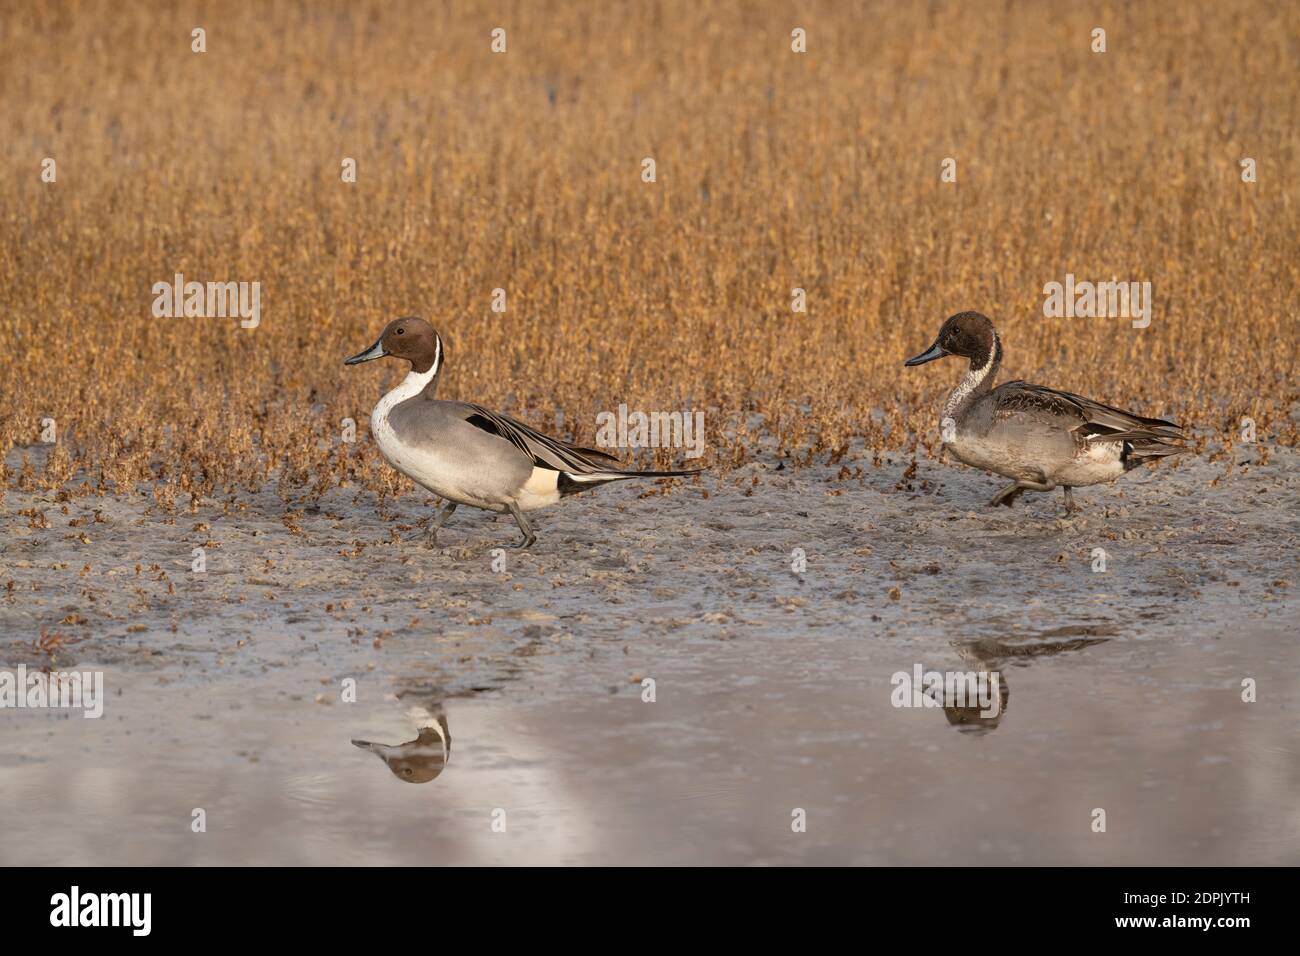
[905,311,1184,511]
[345,317,702,548]
[352,703,451,785]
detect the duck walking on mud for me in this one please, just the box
[904,311,1184,511]
[346,317,700,548]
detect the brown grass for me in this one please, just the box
[1,0,1296,501]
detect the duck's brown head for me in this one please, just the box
[345,317,444,374]
[905,311,999,369]
[352,724,451,785]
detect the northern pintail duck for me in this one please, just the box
[905,311,1184,510]
[352,704,450,785]
[345,317,700,547]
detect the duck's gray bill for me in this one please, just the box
[345,338,386,365]
[904,342,946,366]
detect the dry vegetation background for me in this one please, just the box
[1,0,1296,505]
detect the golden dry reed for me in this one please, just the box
[1,0,1296,504]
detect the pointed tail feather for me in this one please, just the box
[1126,442,1187,458]
[1122,440,1188,470]
[1087,427,1184,443]
[564,467,702,484]
[557,467,701,496]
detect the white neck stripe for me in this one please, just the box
[943,334,999,421]
[381,366,435,410]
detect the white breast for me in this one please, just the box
[942,347,997,424]
[370,369,429,461]
[368,369,468,501]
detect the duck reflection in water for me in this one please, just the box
[352,699,451,784]
[944,625,1114,733]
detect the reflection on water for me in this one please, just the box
[941,675,1011,732]
[352,693,451,784]
[2,617,1292,865]
[944,625,1114,734]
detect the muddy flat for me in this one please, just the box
[1,449,1296,865]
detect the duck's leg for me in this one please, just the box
[506,501,537,549]
[989,482,1026,507]
[423,502,458,547]
[1062,486,1078,514]
[988,479,1055,508]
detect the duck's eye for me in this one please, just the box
[396,328,405,335]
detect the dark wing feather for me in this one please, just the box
[563,444,623,463]
[997,381,1183,441]
[993,382,1085,422]
[462,405,620,474]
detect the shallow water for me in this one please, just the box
[1,450,1297,864]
